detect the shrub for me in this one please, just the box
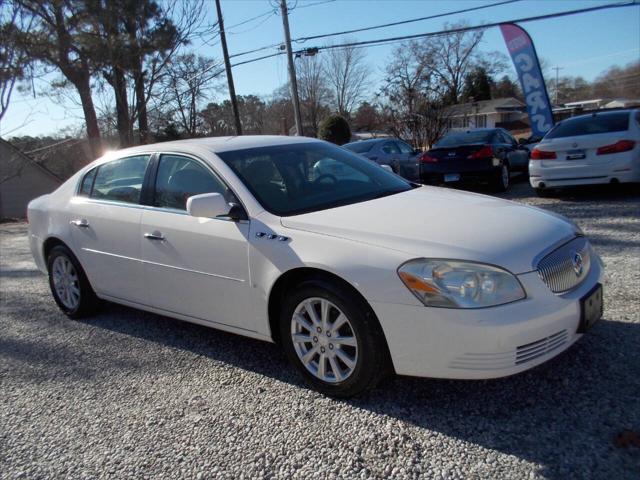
[318,115,351,145]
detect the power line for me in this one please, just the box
[305,1,639,54]
[294,0,521,43]
[230,0,521,59]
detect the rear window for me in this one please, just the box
[545,112,630,139]
[435,131,494,147]
[343,142,375,153]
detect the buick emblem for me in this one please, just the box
[572,142,578,148]
[571,252,583,276]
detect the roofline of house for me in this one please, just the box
[0,137,64,182]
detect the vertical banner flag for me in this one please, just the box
[500,23,554,138]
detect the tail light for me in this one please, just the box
[467,145,493,159]
[596,140,636,155]
[531,148,557,160]
[420,152,438,163]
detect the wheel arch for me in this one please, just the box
[267,267,393,369]
[43,236,70,261]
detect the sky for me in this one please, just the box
[2,0,639,138]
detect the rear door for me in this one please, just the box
[70,154,151,303]
[139,153,253,330]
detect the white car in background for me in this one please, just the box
[530,109,640,196]
[28,136,604,397]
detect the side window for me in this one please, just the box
[79,167,97,196]
[153,154,235,211]
[396,142,414,154]
[503,131,517,145]
[382,142,400,154]
[91,155,150,204]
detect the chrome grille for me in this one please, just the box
[537,236,591,293]
[516,330,568,365]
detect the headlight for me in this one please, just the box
[398,259,526,308]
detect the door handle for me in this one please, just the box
[70,219,90,228]
[144,231,165,241]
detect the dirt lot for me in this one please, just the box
[1,181,639,479]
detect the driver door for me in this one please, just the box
[140,153,253,331]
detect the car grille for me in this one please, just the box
[537,236,591,294]
[515,330,568,365]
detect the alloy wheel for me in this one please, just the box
[52,256,81,310]
[290,297,358,383]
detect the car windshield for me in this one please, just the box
[343,141,376,153]
[218,142,413,216]
[435,131,494,147]
[545,112,630,139]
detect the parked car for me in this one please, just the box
[420,128,530,191]
[28,136,603,397]
[530,109,640,196]
[343,138,420,181]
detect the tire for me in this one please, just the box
[47,245,99,319]
[493,163,510,192]
[279,279,390,397]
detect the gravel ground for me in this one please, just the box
[1,181,639,479]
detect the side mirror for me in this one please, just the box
[186,193,231,219]
[380,164,394,173]
[518,138,528,145]
[413,148,422,155]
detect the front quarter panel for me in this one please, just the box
[247,213,421,338]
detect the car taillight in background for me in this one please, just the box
[467,145,493,160]
[419,152,438,163]
[596,140,636,155]
[530,148,557,160]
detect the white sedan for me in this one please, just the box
[530,109,640,195]
[28,136,604,397]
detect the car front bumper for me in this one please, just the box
[370,253,604,379]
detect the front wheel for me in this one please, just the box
[47,245,99,318]
[279,280,390,397]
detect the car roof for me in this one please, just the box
[344,138,395,147]
[104,135,323,158]
[557,108,637,123]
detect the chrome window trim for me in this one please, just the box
[72,197,249,224]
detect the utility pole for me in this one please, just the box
[279,0,303,136]
[552,66,563,105]
[215,0,242,135]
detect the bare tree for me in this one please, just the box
[296,54,332,135]
[419,22,485,104]
[323,42,370,118]
[0,1,31,122]
[13,0,102,158]
[165,53,222,137]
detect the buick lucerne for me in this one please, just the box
[28,136,604,397]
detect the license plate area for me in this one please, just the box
[444,173,460,182]
[578,283,603,333]
[566,149,586,160]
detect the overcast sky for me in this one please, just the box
[2,0,639,138]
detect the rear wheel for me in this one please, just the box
[493,163,510,192]
[279,279,389,397]
[47,245,99,318]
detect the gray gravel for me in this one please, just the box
[1,181,639,479]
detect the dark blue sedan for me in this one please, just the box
[420,128,530,192]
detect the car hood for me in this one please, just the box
[280,186,577,274]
